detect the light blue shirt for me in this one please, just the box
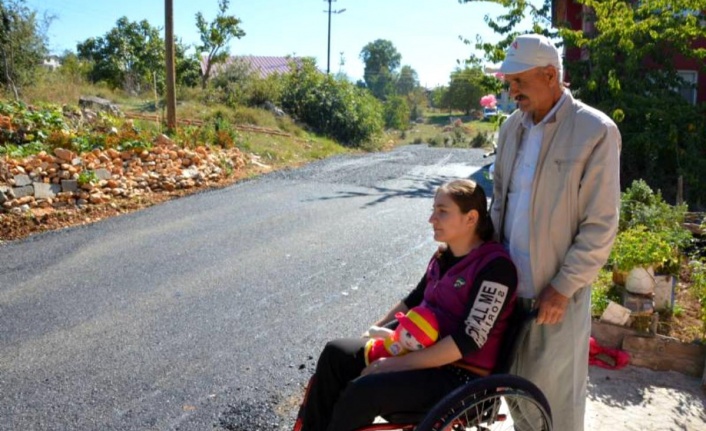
[503,92,567,298]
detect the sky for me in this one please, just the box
[25,0,518,88]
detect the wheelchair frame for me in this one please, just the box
[291,309,553,431]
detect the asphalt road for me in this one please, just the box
[0,145,493,431]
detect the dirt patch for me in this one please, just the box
[657,282,705,343]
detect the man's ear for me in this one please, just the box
[545,65,559,85]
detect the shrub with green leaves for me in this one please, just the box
[383,96,410,130]
[609,226,675,273]
[687,260,706,338]
[591,268,622,317]
[617,180,692,273]
[77,170,98,186]
[280,58,384,146]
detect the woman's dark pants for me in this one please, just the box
[301,338,475,431]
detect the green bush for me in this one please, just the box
[617,179,692,273]
[470,131,492,148]
[591,269,622,317]
[383,96,410,130]
[280,58,384,146]
[609,226,675,273]
[687,260,706,338]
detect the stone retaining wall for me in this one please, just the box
[0,135,247,214]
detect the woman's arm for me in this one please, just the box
[360,336,462,376]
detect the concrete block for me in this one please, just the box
[14,174,32,187]
[33,182,61,199]
[622,291,654,314]
[654,274,676,311]
[61,179,78,193]
[12,185,34,198]
[94,168,112,180]
[600,301,631,326]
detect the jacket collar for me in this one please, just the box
[521,88,571,127]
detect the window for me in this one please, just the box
[677,70,698,105]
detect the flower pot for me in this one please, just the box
[625,266,656,295]
[612,268,628,286]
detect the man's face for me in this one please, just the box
[503,66,558,122]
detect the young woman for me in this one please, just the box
[301,179,518,431]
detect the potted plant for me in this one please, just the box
[609,226,676,287]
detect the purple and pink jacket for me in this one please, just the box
[409,241,517,372]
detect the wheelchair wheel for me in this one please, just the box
[414,374,552,431]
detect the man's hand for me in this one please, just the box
[536,284,570,325]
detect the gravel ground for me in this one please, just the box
[586,365,706,431]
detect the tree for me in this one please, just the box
[0,0,50,99]
[77,17,164,93]
[461,0,706,206]
[430,85,450,111]
[396,65,418,95]
[360,39,401,100]
[196,0,245,89]
[174,39,202,88]
[446,66,488,115]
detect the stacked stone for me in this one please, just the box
[0,134,247,214]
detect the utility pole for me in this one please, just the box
[324,0,346,74]
[165,0,177,132]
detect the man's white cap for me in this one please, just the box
[499,34,562,75]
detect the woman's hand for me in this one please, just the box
[361,337,463,377]
[366,326,393,339]
[361,357,398,376]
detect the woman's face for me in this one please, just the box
[428,190,475,245]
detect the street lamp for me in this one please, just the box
[324,0,346,74]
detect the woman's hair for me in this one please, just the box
[437,179,495,241]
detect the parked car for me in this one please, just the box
[483,107,498,121]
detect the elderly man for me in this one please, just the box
[490,34,621,430]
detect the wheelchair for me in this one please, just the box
[291,308,553,431]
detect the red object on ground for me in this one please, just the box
[589,336,630,370]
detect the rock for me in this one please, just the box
[33,182,61,199]
[61,180,78,193]
[78,96,121,116]
[13,174,32,187]
[600,301,632,326]
[54,148,75,162]
[94,168,112,180]
[264,101,286,117]
[156,134,174,146]
[12,185,34,198]
[622,291,654,315]
[653,274,675,311]
[180,168,200,180]
[625,266,656,295]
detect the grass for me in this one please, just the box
[6,77,351,167]
[591,268,623,317]
[390,115,497,151]
[9,76,498,175]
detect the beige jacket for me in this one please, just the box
[490,90,621,298]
